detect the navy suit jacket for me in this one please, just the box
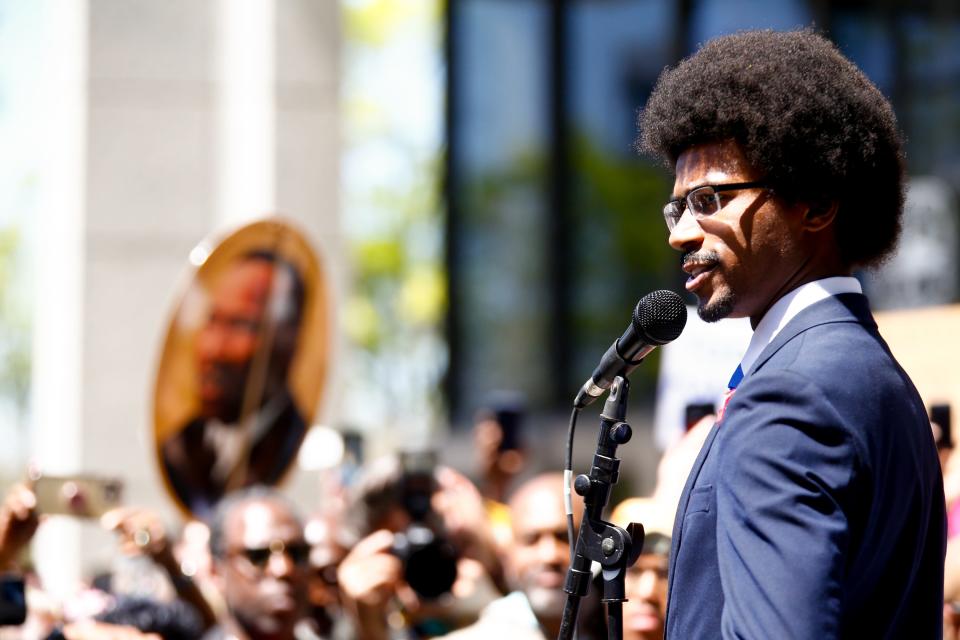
[664,293,945,639]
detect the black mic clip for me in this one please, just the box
[558,377,644,640]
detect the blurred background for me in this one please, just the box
[0,0,958,588]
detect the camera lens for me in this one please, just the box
[393,524,458,599]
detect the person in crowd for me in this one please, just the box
[45,620,161,639]
[203,486,311,640]
[471,393,528,552]
[609,497,672,640]
[162,251,308,518]
[102,507,218,631]
[649,412,713,519]
[637,28,945,637]
[0,481,37,631]
[472,392,528,506]
[45,596,203,640]
[336,454,503,639]
[946,596,960,640]
[931,404,953,472]
[439,472,603,640]
[303,511,351,639]
[0,482,211,639]
[0,482,39,577]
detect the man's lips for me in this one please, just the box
[266,593,297,614]
[625,610,662,632]
[624,601,663,631]
[532,569,565,589]
[681,252,720,293]
[262,584,299,615]
[683,261,718,292]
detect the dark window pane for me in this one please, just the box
[451,0,553,416]
[690,0,811,43]
[566,0,677,395]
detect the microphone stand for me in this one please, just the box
[557,376,644,640]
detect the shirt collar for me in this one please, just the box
[739,276,862,374]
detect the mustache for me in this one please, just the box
[682,250,721,268]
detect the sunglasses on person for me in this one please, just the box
[663,180,769,231]
[232,539,311,570]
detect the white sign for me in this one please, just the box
[868,177,958,308]
[654,308,751,450]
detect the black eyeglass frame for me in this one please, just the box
[663,180,770,231]
[230,539,311,571]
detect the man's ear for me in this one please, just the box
[801,200,839,233]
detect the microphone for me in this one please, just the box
[574,290,687,408]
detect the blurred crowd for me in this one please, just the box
[0,394,710,640]
[0,396,954,640]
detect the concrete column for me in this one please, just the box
[215,0,276,227]
[30,0,341,593]
[31,0,89,599]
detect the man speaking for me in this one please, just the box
[637,30,945,638]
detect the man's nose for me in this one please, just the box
[668,209,703,252]
[267,549,297,578]
[197,324,226,359]
[536,535,567,565]
[631,568,659,600]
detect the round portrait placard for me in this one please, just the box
[153,218,329,518]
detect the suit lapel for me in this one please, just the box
[750,293,874,375]
[665,420,721,624]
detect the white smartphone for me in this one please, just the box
[32,473,123,519]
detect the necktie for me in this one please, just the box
[716,364,743,423]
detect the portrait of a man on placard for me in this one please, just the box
[154,220,328,519]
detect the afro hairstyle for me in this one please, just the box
[637,29,905,269]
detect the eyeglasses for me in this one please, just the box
[663,181,769,231]
[232,539,310,571]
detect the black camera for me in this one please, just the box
[931,403,953,450]
[0,576,26,626]
[391,451,459,600]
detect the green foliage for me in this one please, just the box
[344,151,446,351]
[343,0,441,48]
[568,132,676,391]
[341,0,447,425]
[571,131,673,279]
[452,129,678,403]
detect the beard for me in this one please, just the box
[683,250,735,323]
[525,585,566,621]
[199,366,248,423]
[697,289,736,323]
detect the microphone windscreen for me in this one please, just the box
[633,290,687,345]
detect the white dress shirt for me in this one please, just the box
[739,276,863,375]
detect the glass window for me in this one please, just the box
[451,0,553,415]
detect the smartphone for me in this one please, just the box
[478,393,526,452]
[0,576,25,626]
[931,403,953,450]
[495,405,524,452]
[32,474,123,519]
[684,402,716,431]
